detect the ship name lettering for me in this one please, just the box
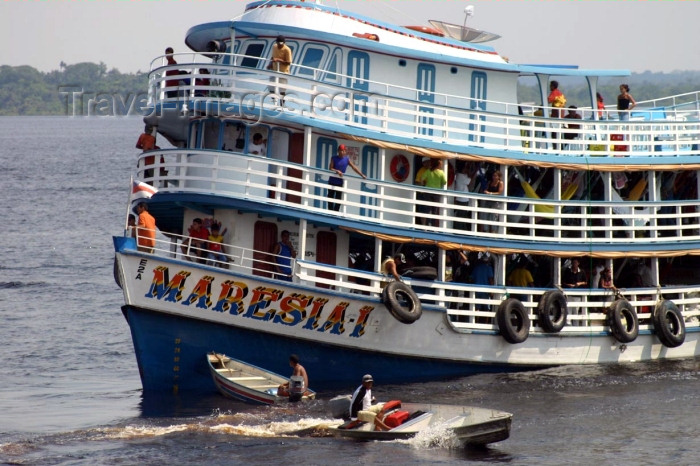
[144,267,374,337]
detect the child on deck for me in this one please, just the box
[207,221,229,266]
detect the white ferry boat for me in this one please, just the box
[114,0,700,393]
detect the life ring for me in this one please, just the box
[537,290,567,333]
[405,25,445,37]
[607,299,639,343]
[653,300,685,348]
[390,154,410,182]
[382,281,423,324]
[496,298,530,344]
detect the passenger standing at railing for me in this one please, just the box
[480,170,503,233]
[327,144,367,211]
[453,161,475,229]
[414,157,431,225]
[268,35,292,101]
[136,203,156,253]
[272,230,297,281]
[420,158,447,226]
[135,124,161,179]
[596,92,606,119]
[548,80,566,150]
[164,47,179,98]
[617,84,636,121]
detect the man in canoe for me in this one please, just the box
[277,354,310,400]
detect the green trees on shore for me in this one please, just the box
[0,62,698,116]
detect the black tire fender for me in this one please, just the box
[608,299,639,343]
[497,298,530,344]
[537,290,568,333]
[382,281,422,324]
[653,300,685,348]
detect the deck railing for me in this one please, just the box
[127,228,700,333]
[147,53,700,159]
[138,149,700,247]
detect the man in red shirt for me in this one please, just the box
[181,218,210,262]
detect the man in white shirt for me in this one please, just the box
[348,374,390,430]
[248,133,267,156]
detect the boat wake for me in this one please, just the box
[399,422,462,450]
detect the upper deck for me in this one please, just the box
[146,51,700,167]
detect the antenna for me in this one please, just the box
[463,5,475,28]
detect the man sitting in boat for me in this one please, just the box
[349,374,391,431]
[277,354,310,401]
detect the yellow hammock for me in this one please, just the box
[520,179,579,214]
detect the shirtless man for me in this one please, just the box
[277,354,310,398]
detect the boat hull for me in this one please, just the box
[331,403,512,446]
[115,243,700,393]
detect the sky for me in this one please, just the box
[2,0,700,74]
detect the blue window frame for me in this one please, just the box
[346,51,370,125]
[359,146,379,218]
[298,45,327,77]
[469,71,487,142]
[240,42,266,69]
[417,64,436,136]
[314,137,337,209]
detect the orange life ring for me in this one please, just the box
[390,154,410,182]
[405,25,445,37]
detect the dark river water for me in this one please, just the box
[2,116,699,465]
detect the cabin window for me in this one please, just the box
[347,51,370,125]
[323,48,342,83]
[469,71,487,142]
[200,120,221,149]
[417,64,436,136]
[450,67,458,74]
[399,60,407,67]
[240,42,266,69]
[360,145,379,218]
[298,45,327,77]
[222,121,244,152]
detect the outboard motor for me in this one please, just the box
[288,375,305,402]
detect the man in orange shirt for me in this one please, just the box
[136,202,156,253]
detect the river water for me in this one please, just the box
[1,116,700,465]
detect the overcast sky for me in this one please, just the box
[3,0,700,74]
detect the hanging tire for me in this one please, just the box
[383,281,422,324]
[537,290,568,333]
[607,299,639,343]
[497,298,530,344]
[653,300,685,348]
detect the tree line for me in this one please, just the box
[0,62,699,116]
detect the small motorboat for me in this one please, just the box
[206,352,316,405]
[330,398,512,446]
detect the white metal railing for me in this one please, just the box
[138,149,700,246]
[146,53,700,159]
[126,228,700,333]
